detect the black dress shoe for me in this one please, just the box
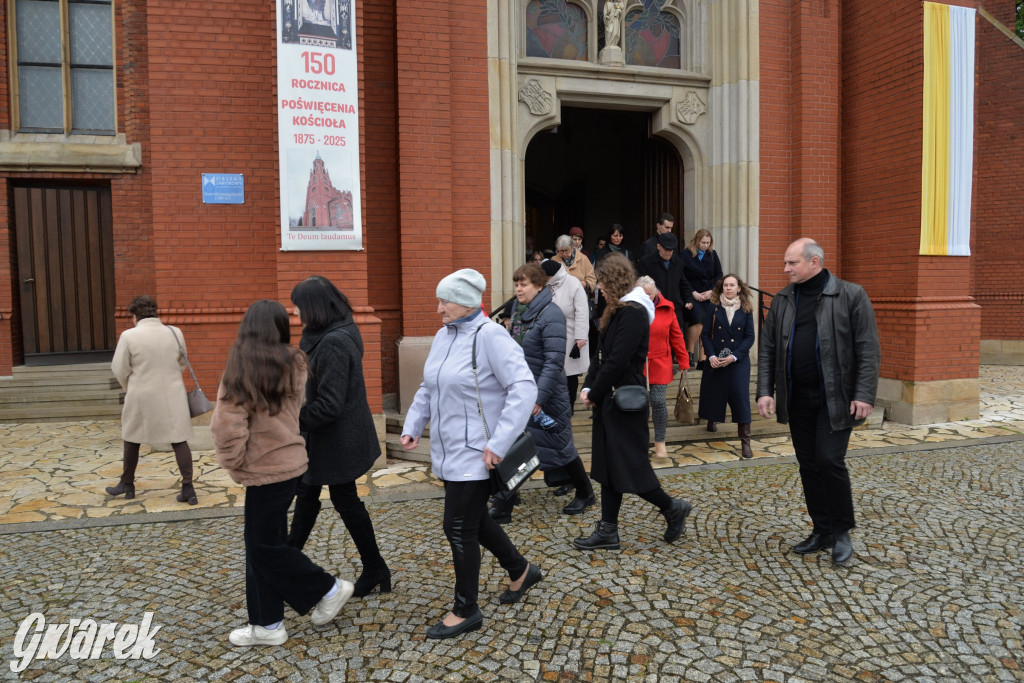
[832,531,853,566]
[426,607,484,639]
[499,563,543,604]
[561,493,596,515]
[662,499,692,543]
[706,420,717,432]
[552,484,574,497]
[488,506,512,525]
[573,521,620,550]
[792,531,835,554]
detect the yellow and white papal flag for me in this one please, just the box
[920,1,975,256]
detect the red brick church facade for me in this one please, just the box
[0,0,1021,424]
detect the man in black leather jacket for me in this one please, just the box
[756,238,880,566]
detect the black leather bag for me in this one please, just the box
[613,385,649,412]
[490,432,540,493]
[471,326,540,494]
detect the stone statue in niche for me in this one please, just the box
[603,1,623,49]
[600,1,625,67]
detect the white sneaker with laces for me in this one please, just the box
[229,624,288,646]
[311,579,355,625]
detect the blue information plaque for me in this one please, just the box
[201,174,245,204]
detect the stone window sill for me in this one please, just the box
[0,131,142,174]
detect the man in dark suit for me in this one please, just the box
[639,212,675,260]
[636,232,694,334]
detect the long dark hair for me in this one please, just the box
[220,300,304,415]
[291,275,351,329]
[595,252,637,331]
[710,273,754,313]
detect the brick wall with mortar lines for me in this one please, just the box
[972,1,1024,340]
[758,0,841,293]
[841,0,981,383]
[360,0,401,397]
[396,0,492,337]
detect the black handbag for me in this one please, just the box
[471,326,540,494]
[613,385,649,412]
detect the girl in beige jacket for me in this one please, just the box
[211,300,354,647]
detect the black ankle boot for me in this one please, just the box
[706,420,717,432]
[661,499,692,543]
[105,480,135,499]
[176,484,198,506]
[573,521,620,550]
[353,564,392,597]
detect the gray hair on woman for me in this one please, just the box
[555,234,573,250]
[635,275,658,297]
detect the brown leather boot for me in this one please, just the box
[738,423,753,459]
[106,442,139,498]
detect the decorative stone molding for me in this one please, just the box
[676,90,706,125]
[518,79,554,116]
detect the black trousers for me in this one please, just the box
[566,374,579,415]
[788,391,855,533]
[288,481,386,573]
[600,483,672,524]
[443,479,528,617]
[244,476,335,626]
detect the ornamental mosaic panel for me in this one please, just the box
[526,0,588,61]
[624,0,681,69]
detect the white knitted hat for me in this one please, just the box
[436,268,486,308]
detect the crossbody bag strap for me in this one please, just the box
[168,326,201,391]
[471,324,491,441]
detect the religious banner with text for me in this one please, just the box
[277,0,362,250]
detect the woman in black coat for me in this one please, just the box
[286,276,390,597]
[575,253,693,551]
[698,274,756,459]
[491,263,595,523]
[680,229,724,366]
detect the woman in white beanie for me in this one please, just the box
[400,269,543,639]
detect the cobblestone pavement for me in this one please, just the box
[2,366,1024,527]
[1,440,1022,681]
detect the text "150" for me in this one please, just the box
[301,51,336,75]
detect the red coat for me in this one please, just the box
[646,295,690,384]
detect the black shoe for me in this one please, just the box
[552,485,574,497]
[706,420,717,433]
[105,481,135,499]
[792,531,835,554]
[353,565,392,598]
[499,563,543,605]
[175,486,198,506]
[562,493,596,515]
[488,506,512,525]
[426,607,484,640]
[832,531,853,566]
[573,521,620,550]
[661,499,692,543]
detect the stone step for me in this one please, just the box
[0,388,125,405]
[0,363,126,423]
[0,402,125,423]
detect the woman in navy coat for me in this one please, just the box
[698,274,756,458]
[680,229,724,367]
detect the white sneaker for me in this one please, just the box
[310,579,354,625]
[229,624,288,647]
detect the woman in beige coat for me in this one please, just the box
[106,295,198,504]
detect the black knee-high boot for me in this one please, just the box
[341,502,391,597]
[286,481,322,550]
[106,441,140,498]
[172,442,197,505]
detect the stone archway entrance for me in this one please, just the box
[524,106,683,257]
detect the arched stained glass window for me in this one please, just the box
[526,0,588,61]
[624,4,681,69]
